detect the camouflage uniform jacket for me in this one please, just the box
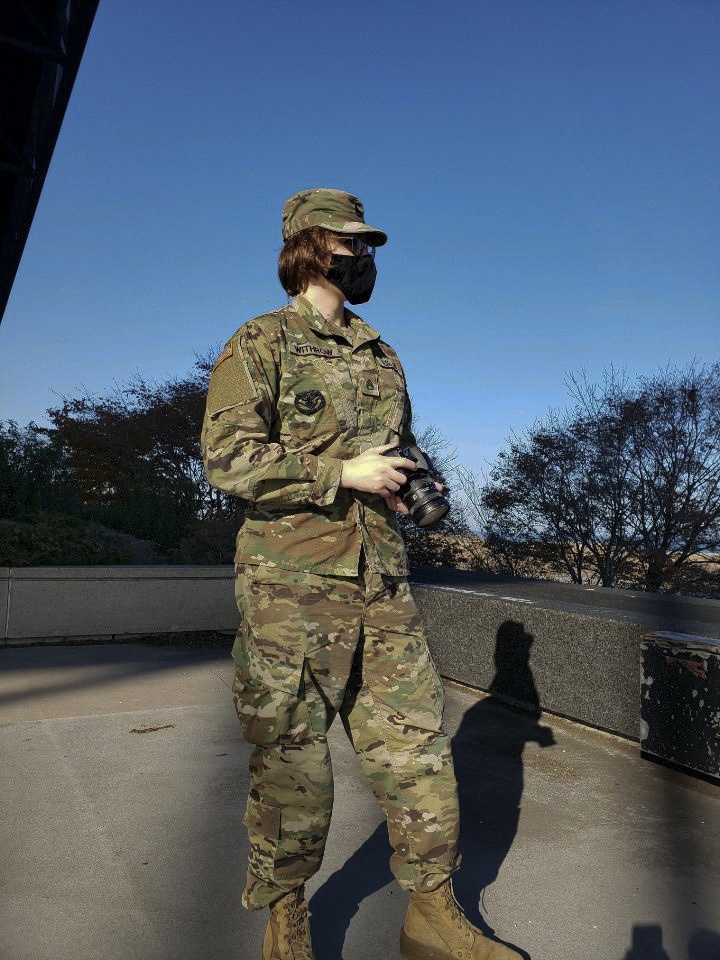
[201,293,418,576]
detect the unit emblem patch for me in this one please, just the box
[294,390,326,414]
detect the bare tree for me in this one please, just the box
[480,360,720,596]
[564,367,639,586]
[622,361,720,592]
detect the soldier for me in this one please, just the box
[201,189,522,960]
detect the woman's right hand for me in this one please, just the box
[340,441,418,497]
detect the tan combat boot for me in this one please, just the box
[400,878,523,960]
[262,886,315,960]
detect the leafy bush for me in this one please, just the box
[0,512,132,566]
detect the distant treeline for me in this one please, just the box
[1,352,719,598]
[456,361,720,597]
[0,347,464,568]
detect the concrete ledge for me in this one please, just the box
[8,565,233,580]
[4,565,236,642]
[3,566,718,764]
[4,630,236,648]
[642,629,720,651]
[413,584,646,740]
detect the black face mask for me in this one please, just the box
[324,253,377,304]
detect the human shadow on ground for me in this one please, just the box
[620,923,720,959]
[311,619,552,960]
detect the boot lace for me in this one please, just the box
[284,890,313,960]
[442,882,467,932]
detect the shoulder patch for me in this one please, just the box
[206,336,260,415]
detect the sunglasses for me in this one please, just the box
[334,234,376,258]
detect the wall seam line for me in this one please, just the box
[4,567,11,641]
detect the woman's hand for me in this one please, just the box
[339,440,445,515]
[382,481,445,515]
[340,441,417,496]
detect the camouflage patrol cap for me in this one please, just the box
[281,188,388,246]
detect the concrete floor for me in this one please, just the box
[0,643,718,960]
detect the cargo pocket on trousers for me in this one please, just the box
[232,604,305,746]
[231,564,309,745]
[243,795,281,883]
[232,661,301,746]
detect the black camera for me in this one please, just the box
[382,444,450,528]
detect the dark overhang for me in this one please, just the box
[0,0,99,325]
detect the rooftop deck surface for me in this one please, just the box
[1,643,718,960]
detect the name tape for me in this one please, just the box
[290,342,342,359]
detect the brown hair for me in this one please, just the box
[278,225,337,296]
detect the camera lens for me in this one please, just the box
[403,475,449,527]
[381,444,450,529]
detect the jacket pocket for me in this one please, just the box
[376,360,406,434]
[278,350,347,441]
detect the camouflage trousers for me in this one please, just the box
[231,546,461,911]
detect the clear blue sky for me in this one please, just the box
[1,0,718,481]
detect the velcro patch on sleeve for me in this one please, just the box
[206,337,260,415]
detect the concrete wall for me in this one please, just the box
[412,584,648,740]
[2,566,236,644]
[2,565,716,749]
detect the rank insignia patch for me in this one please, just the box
[362,377,380,397]
[294,390,326,414]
